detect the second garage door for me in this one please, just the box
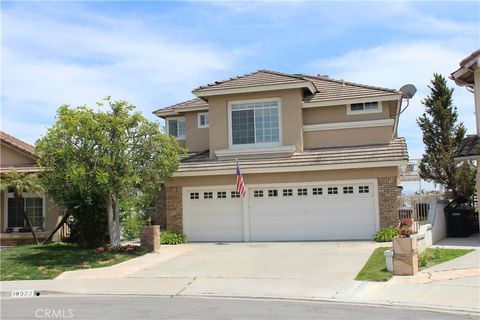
[249,183,377,241]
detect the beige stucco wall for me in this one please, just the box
[184,111,209,152]
[167,166,398,187]
[0,191,63,237]
[208,89,304,158]
[304,126,392,149]
[302,101,392,125]
[0,144,36,166]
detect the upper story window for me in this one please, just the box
[347,101,381,115]
[230,99,280,146]
[167,118,185,139]
[198,113,209,128]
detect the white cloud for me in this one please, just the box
[310,40,477,159]
[1,3,243,143]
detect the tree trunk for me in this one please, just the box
[107,193,121,247]
[16,196,39,245]
[42,211,71,245]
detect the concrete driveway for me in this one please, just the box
[132,242,381,299]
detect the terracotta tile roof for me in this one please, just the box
[154,70,400,116]
[302,75,400,104]
[153,98,208,116]
[454,135,480,159]
[192,70,309,93]
[177,138,407,174]
[0,131,38,159]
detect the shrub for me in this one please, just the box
[122,215,146,240]
[373,226,398,242]
[161,230,186,245]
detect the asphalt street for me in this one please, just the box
[1,295,477,320]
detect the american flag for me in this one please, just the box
[236,160,246,197]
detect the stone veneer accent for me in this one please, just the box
[156,186,167,229]
[165,186,183,232]
[378,176,401,227]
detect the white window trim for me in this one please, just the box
[3,192,47,231]
[166,117,186,140]
[197,112,209,128]
[347,101,383,115]
[227,97,283,150]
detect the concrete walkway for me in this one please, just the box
[1,241,479,314]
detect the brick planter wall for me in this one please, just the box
[140,225,161,252]
[378,177,400,227]
[166,186,183,233]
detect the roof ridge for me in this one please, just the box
[302,74,399,94]
[192,70,311,93]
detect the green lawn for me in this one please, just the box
[0,243,145,281]
[355,246,474,282]
[355,247,393,282]
[419,248,473,269]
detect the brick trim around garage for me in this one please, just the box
[378,176,400,227]
[166,186,183,232]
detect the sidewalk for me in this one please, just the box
[1,243,478,314]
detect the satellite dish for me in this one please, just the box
[399,84,417,100]
[399,84,417,114]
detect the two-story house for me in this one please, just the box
[154,70,408,242]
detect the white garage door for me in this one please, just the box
[183,181,377,242]
[183,189,244,242]
[249,183,377,241]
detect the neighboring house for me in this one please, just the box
[450,49,480,207]
[0,131,64,245]
[154,70,408,241]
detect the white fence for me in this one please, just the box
[398,194,444,222]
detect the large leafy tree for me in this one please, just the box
[417,73,476,198]
[36,98,184,247]
[1,171,44,244]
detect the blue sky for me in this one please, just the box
[1,1,478,166]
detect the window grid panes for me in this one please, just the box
[168,119,185,138]
[231,191,241,198]
[199,114,209,127]
[217,191,226,199]
[203,192,213,199]
[283,189,293,197]
[350,102,378,112]
[268,190,278,197]
[312,188,323,195]
[359,186,370,194]
[343,186,354,194]
[8,197,43,228]
[231,101,279,145]
[297,188,308,196]
[190,192,199,200]
[328,187,338,195]
[254,190,264,198]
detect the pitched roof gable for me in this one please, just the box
[192,70,316,97]
[0,131,38,160]
[302,75,400,105]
